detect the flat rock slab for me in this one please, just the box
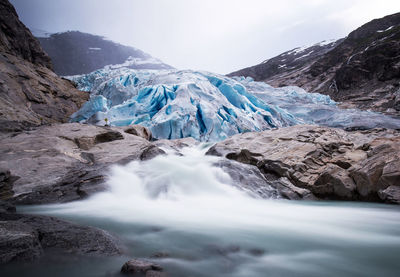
[0,123,162,204]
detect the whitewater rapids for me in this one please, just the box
[20,145,400,277]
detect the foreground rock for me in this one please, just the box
[0,123,161,204]
[0,201,122,264]
[0,0,88,132]
[207,125,400,203]
[121,259,166,277]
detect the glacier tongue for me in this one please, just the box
[69,68,400,141]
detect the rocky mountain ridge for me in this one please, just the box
[37,31,174,76]
[228,39,342,84]
[229,12,400,115]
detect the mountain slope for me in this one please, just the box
[37,31,173,76]
[0,0,88,132]
[228,39,342,82]
[229,13,400,115]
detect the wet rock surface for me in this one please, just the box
[121,259,165,276]
[0,201,123,264]
[207,125,400,203]
[0,123,162,204]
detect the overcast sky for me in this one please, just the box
[10,0,400,74]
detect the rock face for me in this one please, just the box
[0,201,122,264]
[0,0,51,68]
[0,123,159,204]
[207,125,400,203]
[0,0,89,132]
[229,13,400,115]
[37,31,173,76]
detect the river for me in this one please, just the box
[3,145,400,276]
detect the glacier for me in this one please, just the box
[69,68,400,141]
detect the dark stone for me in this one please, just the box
[95,131,124,144]
[0,168,10,182]
[0,200,16,213]
[121,259,163,276]
[0,212,123,263]
[248,248,266,256]
[140,145,166,161]
[0,220,43,264]
[225,149,262,166]
[125,125,152,141]
[0,168,17,200]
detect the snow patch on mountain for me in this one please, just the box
[377,25,394,32]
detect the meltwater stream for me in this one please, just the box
[13,145,400,277]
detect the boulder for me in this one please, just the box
[0,210,122,264]
[0,220,42,263]
[125,125,153,141]
[378,186,400,204]
[121,259,165,276]
[313,164,356,199]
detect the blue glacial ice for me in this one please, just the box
[69,68,400,141]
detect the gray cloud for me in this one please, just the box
[10,0,400,74]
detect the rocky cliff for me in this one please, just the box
[229,13,400,115]
[0,0,89,132]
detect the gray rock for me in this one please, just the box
[0,212,123,264]
[140,145,166,161]
[121,259,164,276]
[0,200,16,213]
[313,164,356,199]
[125,125,153,141]
[0,220,42,263]
[208,125,400,203]
[378,185,400,204]
[0,123,165,204]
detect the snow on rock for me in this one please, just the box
[377,26,394,33]
[69,68,400,141]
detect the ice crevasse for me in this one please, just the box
[69,68,400,141]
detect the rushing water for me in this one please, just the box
[4,145,400,277]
